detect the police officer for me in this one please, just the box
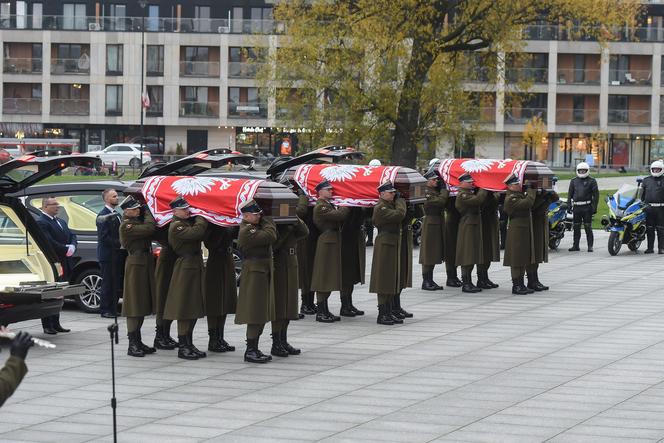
[271,215,308,357]
[370,182,407,325]
[478,191,500,289]
[419,170,446,291]
[164,196,208,360]
[235,200,277,363]
[503,174,537,295]
[311,180,349,323]
[295,184,318,315]
[641,160,664,254]
[152,226,178,350]
[340,207,366,317]
[0,331,33,407]
[119,196,157,357]
[528,188,559,291]
[455,173,488,293]
[567,162,599,252]
[203,224,237,353]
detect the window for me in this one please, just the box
[572,95,584,122]
[184,47,209,76]
[232,7,243,33]
[609,95,628,123]
[106,45,123,75]
[146,85,163,116]
[574,54,585,83]
[609,55,630,83]
[32,3,43,29]
[185,86,208,103]
[28,195,104,233]
[105,85,123,116]
[63,3,86,30]
[16,1,27,29]
[146,45,164,76]
[194,6,210,32]
[0,2,10,29]
[109,4,126,31]
[54,44,88,74]
[117,145,133,152]
[147,5,159,31]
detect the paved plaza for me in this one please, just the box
[2,231,664,442]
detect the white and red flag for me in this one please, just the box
[438,159,530,192]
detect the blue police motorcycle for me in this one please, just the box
[600,181,648,256]
[548,200,572,250]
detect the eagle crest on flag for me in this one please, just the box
[170,177,218,196]
[319,165,360,182]
[460,159,495,173]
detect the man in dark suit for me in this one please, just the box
[36,197,76,335]
[96,188,123,318]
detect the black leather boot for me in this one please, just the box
[217,326,235,352]
[377,304,395,325]
[476,269,493,290]
[479,267,499,289]
[462,270,481,293]
[346,293,364,316]
[188,331,207,358]
[163,321,179,348]
[127,331,145,357]
[281,328,300,355]
[446,271,463,288]
[154,325,177,350]
[42,317,57,335]
[393,293,413,318]
[326,300,341,321]
[300,292,317,315]
[512,277,531,295]
[316,301,336,323]
[527,269,548,291]
[388,300,404,324]
[178,335,199,360]
[52,315,70,333]
[244,337,271,363]
[270,332,289,357]
[137,330,156,354]
[339,295,356,317]
[208,329,226,352]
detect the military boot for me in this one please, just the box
[511,277,531,295]
[393,293,413,318]
[177,335,199,360]
[208,329,226,352]
[270,332,289,357]
[461,270,481,293]
[188,331,207,358]
[316,301,336,323]
[326,300,341,321]
[480,268,499,289]
[376,304,395,325]
[217,327,235,352]
[136,330,156,354]
[244,337,272,363]
[127,331,145,357]
[339,295,357,317]
[446,270,463,288]
[388,300,404,324]
[476,268,493,290]
[527,270,549,291]
[300,291,317,315]
[422,270,443,291]
[154,324,177,350]
[281,328,301,355]
[347,293,364,316]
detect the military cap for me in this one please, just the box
[503,174,520,186]
[119,195,141,211]
[458,172,474,183]
[377,181,397,193]
[315,180,333,192]
[169,195,190,209]
[239,199,263,214]
[423,170,439,180]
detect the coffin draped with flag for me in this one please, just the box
[436,159,554,193]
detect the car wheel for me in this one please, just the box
[129,158,141,169]
[75,269,102,313]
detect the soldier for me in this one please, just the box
[339,207,366,317]
[295,184,318,315]
[394,194,415,320]
[455,173,488,293]
[119,196,157,357]
[477,191,500,289]
[503,174,537,295]
[152,226,178,350]
[311,180,349,323]
[370,182,407,325]
[365,159,382,246]
[419,170,446,291]
[164,196,208,360]
[235,200,277,363]
[567,162,599,252]
[528,188,559,291]
[0,331,33,407]
[641,160,664,254]
[271,215,309,357]
[203,224,237,353]
[444,194,463,288]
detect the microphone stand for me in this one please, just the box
[108,317,118,443]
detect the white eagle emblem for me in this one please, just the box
[217,178,234,191]
[320,165,359,182]
[461,159,495,173]
[170,177,218,196]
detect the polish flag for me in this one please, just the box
[141,91,151,109]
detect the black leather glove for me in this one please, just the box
[10,331,33,360]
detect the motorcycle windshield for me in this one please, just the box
[613,184,639,209]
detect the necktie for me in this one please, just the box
[55,218,64,231]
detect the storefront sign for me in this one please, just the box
[242,126,266,133]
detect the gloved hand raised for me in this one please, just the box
[10,331,34,360]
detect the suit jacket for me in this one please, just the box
[36,212,77,279]
[96,206,122,262]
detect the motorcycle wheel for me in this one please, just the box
[627,240,641,252]
[608,231,622,256]
[548,236,561,250]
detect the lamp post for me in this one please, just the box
[138,0,146,170]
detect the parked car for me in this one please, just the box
[94,143,152,168]
[128,136,164,155]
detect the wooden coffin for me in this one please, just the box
[436,159,555,192]
[523,162,555,191]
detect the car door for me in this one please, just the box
[116,145,135,165]
[100,145,118,165]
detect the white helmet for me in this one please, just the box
[651,160,664,177]
[576,162,590,178]
[428,158,440,167]
[368,159,381,167]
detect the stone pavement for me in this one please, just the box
[3,231,664,442]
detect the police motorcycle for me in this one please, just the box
[600,179,648,256]
[546,177,572,250]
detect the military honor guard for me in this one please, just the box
[641,160,664,254]
[310,180,350,323]
[567,162,599,252]
[444,192,463,287]
[339,207,366,317]
[528,188,559,291]
[235,200,278,363]
[419,170,447,291]
[295,187,318,315]
[119,196,157,357]
[164,196,209,360]
[203,224,237,353]
[477,191,500,289]
[152,225,179,350]
[455,173,488,293]
[0,331,33,407]
[502,174,537,295]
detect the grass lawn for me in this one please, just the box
[558,189,616,230]
[41,173,140,184]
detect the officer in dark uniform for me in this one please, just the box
[0,331,33,407]
[528,188,559,291]
[235,200,277,363]
[295,186,318,315]
[310,180,349,323]
[419,170,446,291]
[164,196,208,360]
[567,162,599,252]
[641,160,664,254]
[477,191,500,289]
[119,196,157,357]
[152,226,178,350]
[455,173,488,293]
[339,207,366,317]
[503,174,537,294]
[444,194,463,287]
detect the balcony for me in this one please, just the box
[276,104,313,120]
[3,58,42,74]
[556,68,600,85]
[51,58,90,75]
[463,107,496,123]
[608,108,650,125]
[505,67,548,84]
[609,69,652,86]
[179,61,220,78]
[50,99,89,116]
[228,62,264,79]
[228,102,268,119]
[179,101,219,118]
[521,24,664,43]
[556,108,600,125]
[146,102,163,117]
[504,108,547,124]
[3,98,41,115]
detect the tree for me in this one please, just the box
[522,115,548,160]
[263,0,640,168]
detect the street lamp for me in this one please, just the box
[138,0,146,170]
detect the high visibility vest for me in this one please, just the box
[280,139,292,156]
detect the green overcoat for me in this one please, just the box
[0,355,27,407]
[419,186,447,265]
[296,194,318,292]
[120,211,156,317]
[503,189,537,267]
[480,192,501,265]
[399,205,415,290]
[203,225,237,316]
[532,191,559,264]
[274,219,309,320]
[153,227,175,318]
[341,207,366,287]
[310,199,349,292]
[369,197,407,294]
[444,196,461,265]
[235,216,277,325]
[455,188,488,266]
[164,215,208,320]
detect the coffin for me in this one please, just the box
[436,159,554,192]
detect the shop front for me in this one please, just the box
[234,126,315,159]
[503,132,552,163]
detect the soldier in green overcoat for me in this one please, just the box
[477,191,501,289]
[455,173,488,293]
[235,200,277,364]
[527,190,559,291]
[369,182,407,325]
[310,180,349,323]
[419,170,447,291]
[393,200,416,319]
[295,191,318,315]
[119,196,157,357]
[270,217,309,357]
[203,224,237,353]
[0,331,32,407]
[444,196,463,287]
[502,174,537,295]
[339,207,366,317]
[164,196,208,360]
[152,227,178,350]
